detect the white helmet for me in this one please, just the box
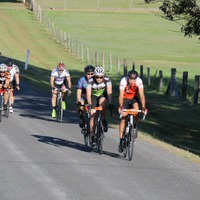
[0,63,8,72]
[94,66,104,76]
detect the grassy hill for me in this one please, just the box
[1,1,200,157]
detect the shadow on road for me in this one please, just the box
[32,134,121,159]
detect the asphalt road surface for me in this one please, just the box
[0,81,200,200]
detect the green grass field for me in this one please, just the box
[1,1,200,156]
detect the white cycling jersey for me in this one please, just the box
[8,64,19,82]
[51,68,70,85]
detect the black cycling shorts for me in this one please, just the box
[123,97,140,109]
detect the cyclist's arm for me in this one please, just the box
[14,73,20,86]
[77,88,82,102]
[138,87,145,109]
[4,77,10,89]
[107,84,112,104]
[86,85,92,105]
[66,76,72,90]
[118,88,124,108]
[50,76,55,89]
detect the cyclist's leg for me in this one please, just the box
[118,98,129,152]
[99,96,108,132]
[51,89,57,117]
[61,85,67,110]
[131,98,140,139]
[90,95,98,145]
[77,98,85,128]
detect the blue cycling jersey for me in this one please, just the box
[77,76,87,95]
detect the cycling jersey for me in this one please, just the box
[119,77,143,99]
[0,72,10,85]
[87,76,111,97]
[8,64,19,82]
[77,76,87,95]
[51,68,70,85]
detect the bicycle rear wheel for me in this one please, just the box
[127,127,134,161]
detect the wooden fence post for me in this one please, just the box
[140,65,143,79]
[132,62,135,70]
[193,75,199,105]
[109,53,112,73]
[123,59,127,76]
[159,70,163,91]
[182,71,188,101]
[117,56,120,75]
[147,67,150,86]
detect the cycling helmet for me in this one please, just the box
[6,58,13,66]
[57,62,65,71]
[94,66,105,76]
[0,63,8,72]
[127,70,138,80]
[84,65,95,73]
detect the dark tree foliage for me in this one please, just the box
[145,0,200,37]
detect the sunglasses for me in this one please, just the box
[95,76,103,79]
[0,71,5,73]
[86,73,94,75]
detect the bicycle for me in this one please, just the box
[0,89,6,122]
[55,88,68,123]
[81,104,91,146]
[93,106,113,154]
[120,108,148,161]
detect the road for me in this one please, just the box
[0,82,200,200]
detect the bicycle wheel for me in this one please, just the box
[0,95,3,122]
[5,90,11,118]
[84,116,90,146]
[56,96,63,122]
[127,126,134,161]
[122,137,127,158]
[96,121,103,154]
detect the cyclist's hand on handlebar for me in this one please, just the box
[67,88,72,96]
[118,106,123,114]
[142,107,147,114]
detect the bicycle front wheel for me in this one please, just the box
[96,121,103,154]
[127,127,134,161]
[84,117,90,146]
[0,95,3,122]
[56,97,63,122]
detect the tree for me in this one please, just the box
[145,0,200,37]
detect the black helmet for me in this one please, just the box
[84,65,95,73]
[127,70,138,80]
[6,58,14,66]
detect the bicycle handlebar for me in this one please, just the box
[120,108,148,120]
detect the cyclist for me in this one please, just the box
[76,65,95,128]
[5,58,20,113]
[0,63,11,109]
[118,69,146,153]
[86,66,113,145]
[50,62,72,118]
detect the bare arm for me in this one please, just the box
[107,84,112,104]
[77,89,82,102]
[50,76,55,88]
[66,76,72,89]
[139,87,145,108]
[86,86,92,105]
[118,89,124,108]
